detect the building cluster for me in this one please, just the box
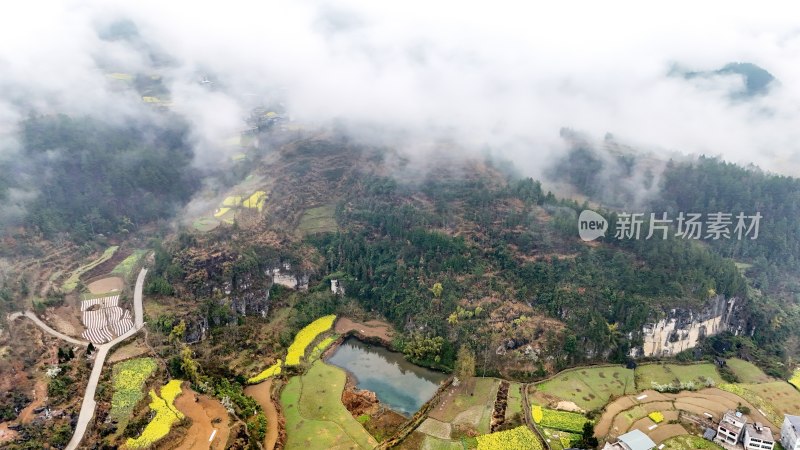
[706,410,800,450]
[602,412,800,450]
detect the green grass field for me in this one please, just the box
[534,366,635,411]
[280,360,377,450]
[618,405,649,428]
[297,205,337,236]
[506,382,523,420]
[635,363,723,389]
[111,249,148,279]
[62,246,118,293]
[742,381,800,420]
[421,435,466,450]
[429,378,499,434]
[192,217,220,232]
[540,427,580,450]
[662,435,723,450]
[726,358,773,384]
[81,291,118,300]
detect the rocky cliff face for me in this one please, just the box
[227,273,272,318]
[630,295,745,358]
[190,264,311,340]
[269,264,309,291]
[184,316,209,344]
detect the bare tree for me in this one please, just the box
[455,346,476,394]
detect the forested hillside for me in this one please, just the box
[311,167,749,369]
[655,156,800,368]
[548,140,800,374]
[11,115,199,241]
[143,140,766,379]
[657,156,800,279]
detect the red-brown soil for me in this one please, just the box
[173,386,230,450]
[335,318,394,342]
[243,380,280,450]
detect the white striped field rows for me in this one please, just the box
[79,295,130,344]
[80,295,119,311]
[82,327,113,344]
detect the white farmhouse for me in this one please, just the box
[717,410,748,446]
[744,422,775,450]
[781,415,800,450]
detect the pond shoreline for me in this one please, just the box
[326,317,451,375]
[324,334,448,417]
[322,331,455,449]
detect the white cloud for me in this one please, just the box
[2,0,800,174]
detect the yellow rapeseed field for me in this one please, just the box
[476,426,542,450]
[125,380,184,449]
[247,359,282,384]
[285,315,336,366]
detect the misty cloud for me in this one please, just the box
[3,0,800,177]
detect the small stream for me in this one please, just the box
[326,337,446,416]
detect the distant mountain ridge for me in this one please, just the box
[679,61,776,97]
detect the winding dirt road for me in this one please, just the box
[244,379,279,450]
[8,311,88,347]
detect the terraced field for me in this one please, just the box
[740,381,800,420]
[286,314,336,366]
[526,360,793,449]
[593,388,775,444]
[111,249,148,279]
[109,357,157,426]
[62,246,119,293]
[407,378,501,448]
[662,435,723,450]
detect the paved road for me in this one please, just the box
[66,268,147,450]
[133,268,146,329]
[8,311,88,347]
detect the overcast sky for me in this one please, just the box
[2,0,800,175]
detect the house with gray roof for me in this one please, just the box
[601,429,656,450]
